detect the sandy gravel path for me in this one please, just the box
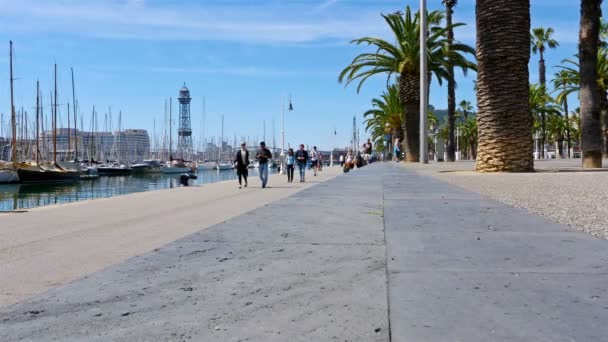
[0,167,340,307]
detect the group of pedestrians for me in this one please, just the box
[234,141,321,189]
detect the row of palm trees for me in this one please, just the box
[342,0,604,171]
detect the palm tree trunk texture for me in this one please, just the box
[539,56,546,158]
[475,0,533,172]
[579,0,603,168]
[446,3,457,162]
[399,74,420,162]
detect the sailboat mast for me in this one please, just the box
[9,41,16,166]
[169,97,172,161]
[67,102,71,159]
[53,63,58,164]
[71,67,77,160]
[36,80,40,165]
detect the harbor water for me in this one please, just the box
[0,169,277,211]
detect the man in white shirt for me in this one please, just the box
[310,146,320,176]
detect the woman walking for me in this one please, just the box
[234,142,250,188]
[286,148,295,182]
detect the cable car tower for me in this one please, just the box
[177,83,193,160]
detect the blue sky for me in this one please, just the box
[0,0,601,150]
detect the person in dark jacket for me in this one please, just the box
[256,141,272,188]
[234,142,250,188]
[294,144,308,182]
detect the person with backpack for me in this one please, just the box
[295,144,308,182]
[255,141,272,188]
[286,148,295,183]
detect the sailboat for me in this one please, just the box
[17,64,80,183]
[215,114,233,171]
[97,109,132,176]
[0,42,19,183]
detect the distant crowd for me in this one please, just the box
[232,139,381,189]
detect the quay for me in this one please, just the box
[2,163,608,341]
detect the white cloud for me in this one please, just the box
[0,0,387,44]
[318,0,339,10]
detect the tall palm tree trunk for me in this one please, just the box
[399,74,420,162]
[446,3,457,162]
[579,0,603,168]
[476,0,533,172]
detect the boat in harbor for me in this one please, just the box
[0,164,19,183]
[17,162,80,183]
[198,161,217,170]
[161,160,195,174]
[216,162,233,171]
[14,63,80,183]
[97,163,133,176]
[131,159,163,174]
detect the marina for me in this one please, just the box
[0,168,276,211]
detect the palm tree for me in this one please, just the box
[553,70,574,157]
[443,0,458,162]
[531,27,559,158]
[458,100,473,123]
[363,85,403,145]
[339,6,475,162]
[546,114,574,158]
[459,117,478,159]
[529,83,561,157]
[577,0,603,168]
[558,48,608,158]
[476,0,533,172]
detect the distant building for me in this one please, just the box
[38,128,150,163]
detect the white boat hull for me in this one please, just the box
[162,167,193,174]
[0,169,19,183]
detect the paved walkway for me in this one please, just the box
[2,163,608,341]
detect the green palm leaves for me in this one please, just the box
[363,84,403,143]
[339,6,475,161]
[338,7,474,92]
[531,27,559,57]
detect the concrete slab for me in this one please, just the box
[388,271,608,342]
[0,166,389,342]
[380,162,608,342]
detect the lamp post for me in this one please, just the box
[455,127,461,161]
[280,95,293,175]
[419,0,428,164]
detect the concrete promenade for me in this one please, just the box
[2,163,608,341]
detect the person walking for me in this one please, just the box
[363,138,373,164]
[286,148,295,183]
[310,146,320,176]
[234,142,250,188]
[256,141,272,188]
[393,138,401,162]
[295,144,308,182]
[339,154,344,167]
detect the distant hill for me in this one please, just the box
[430,106,476,124]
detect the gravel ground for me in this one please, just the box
[401,159,608,240]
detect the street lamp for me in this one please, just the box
[280,95,293,175]
[455,127,461,161]
[419,0,428,164]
